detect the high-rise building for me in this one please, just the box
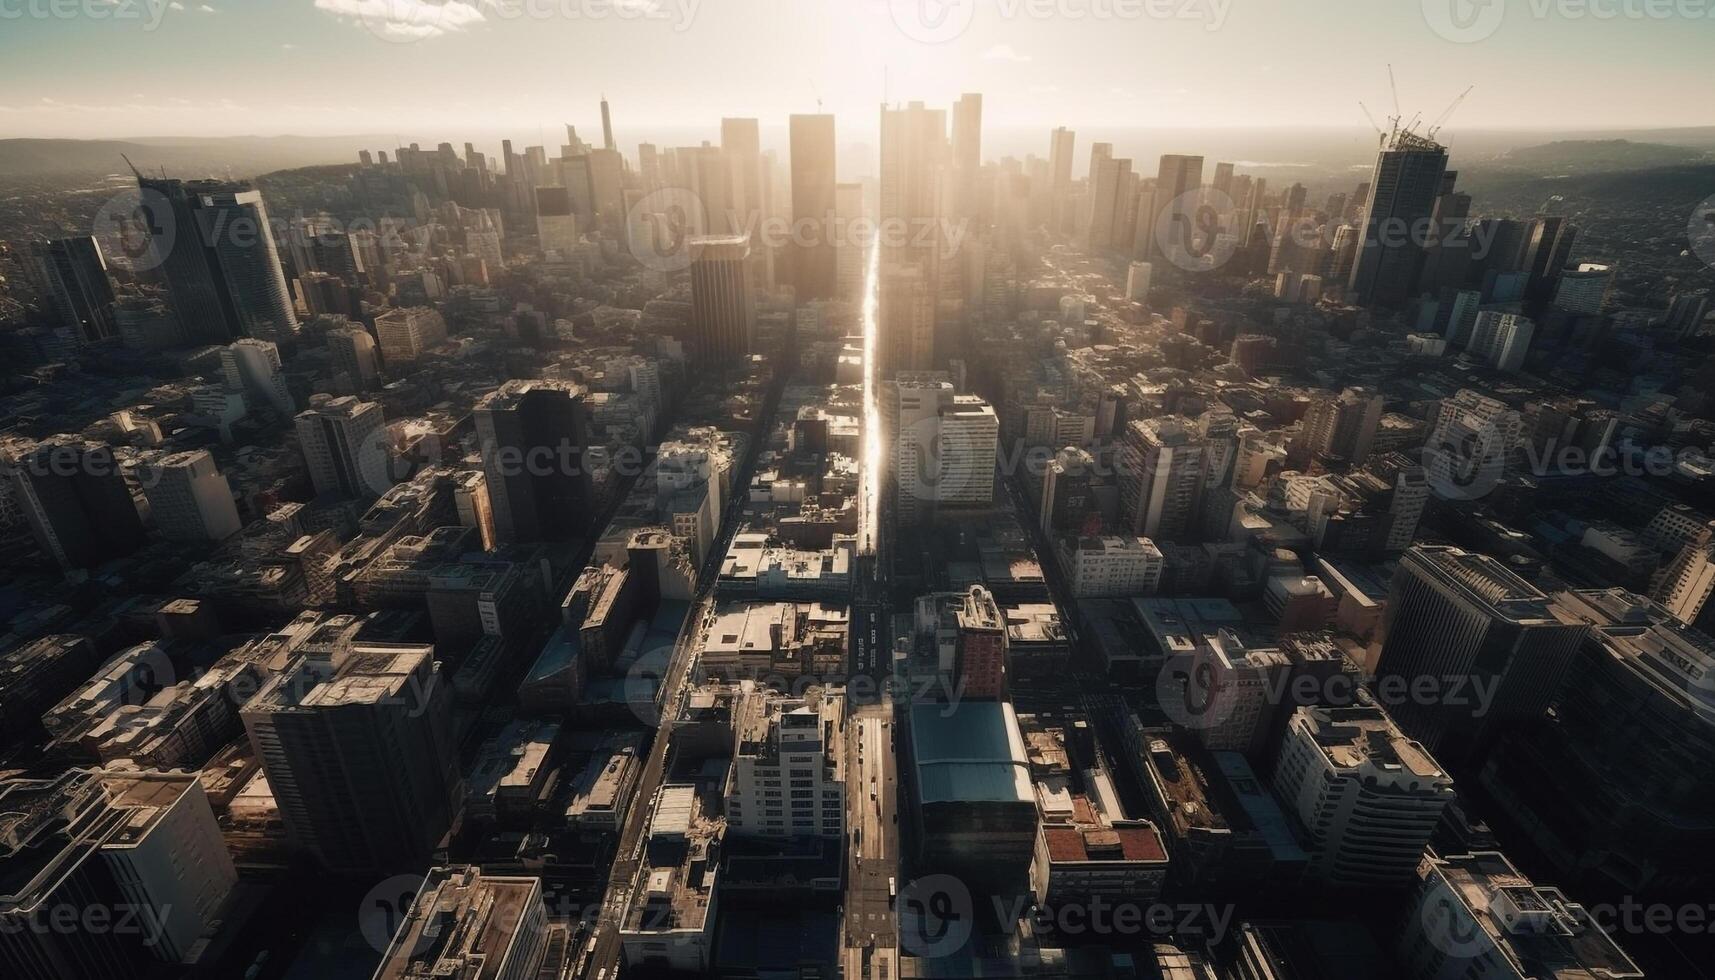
[535,185,580,257]
[193,187,300,342]
[1654,521,1715,629]
[727,688,845,839]
[721,117,763,226]
[1047,127,1076,231]
[241,635,458,872]
[1271,692,1454,887]
[1145,154,1205,265]
[221,337,295,416]
[1119,418,1205,542]
[1520,214,1578,304]
[374,306,448,365]
[1125,260,1152,305]
[893,377,996,524]
[1376,546,1588,767]
[475,380,590,543]
[1040,446,1097,535]
[1664,291,1709,339]
[0,768,237,975]
[687,234,754,363]
[1348,132,1449,308]
[1400,851,1642,980]
[28,237,116,344]
[294,395,389,499]
[1,437,146,571]
[877,263,934,376]
[1068,535,1164,598]
[950,92,983,219]
[373,866,550,980]
[834,181,866,301]
[139,450,241,541]
[1552,262,1612,315]
[326,324,379,393]
[1295,387,1384,466]
[1086,154,1135,252]
[789,113,837,301]
[1466,311,1535,372]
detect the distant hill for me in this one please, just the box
[0,135,389,179]
[1477,139,1712,175]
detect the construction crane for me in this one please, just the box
[1387,63,1402,132]
[1357,101,1385,147]
[1427,85,1475,142]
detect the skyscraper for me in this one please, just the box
[373,306,448,365]
[294,395,389,500]
[1348,132,1449,307]
[789,114,837,302]
[1,437,147,572]
[951,92,983,219]
[326,324,379,393]
[241,634,458,872]
[1467,311,1535,372]
[475,380,590,544]
[892,377,997,525]
[687,234,755,363]
[1145,154,1205,265]
[721,117,763,227]
[28,237,116,344]
[1119,418,1205,542]
[139,450,241,542]
[221,337,295,416]
[535,185,580,258]
[1047,127,1076,231]
[1375,546,1588,767]
[877,264,934,377]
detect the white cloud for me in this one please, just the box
[198,3,216,11]
[168,1,183,9]
[313,0,490,40]
[982,44,1031,63]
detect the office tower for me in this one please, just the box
[1400,851,1642,980]
[600,95,616,150]
[28,237,117,344]
[1365,451,1430,552]
[374,867,550,980]
[1479,588,1715,895]
[475,379,590,543]
[1145,154,1205,264]
[880,101,949,293]
[1440,288,1483,346]
[789,114,837,301]
[1086,154,1134,251]
[1425,388,1521,497]
[241,637,457,872]
[1040,446,1097,535]
[0,769,237,975]
[1376,546,1588,767]
[195,187,300,342]
[1211,161,1235,201]
[1295,387,1384,466]
[951,92,983,218]
[1654,523,1715,629]
[1467,311,1535,372]
[132,174,287,344]
[221,337,295,415]
[687,234,755,363]
[1348,132,1449,307]
[113,295,183,351]
[1520,215,1578,303]
[1047,127,1075,231]
[1552,262,1612,315]
[374,306,448,364]
[1,437,146,571]
[1118,418,1205,542]
[952,585,1007,699]
[721,117,763,226]
[834,181,866,301]
[1271,692,1454,887]
[1665,292,1710,339]
[326,324,379,393]
[535,185,579,257]
[1125,260,1152,305]
[586,147,626,230]
[294,395,388,499]
[878,264,934,376]
[140,450,240,541]
[728,688,845,839]
[893,377,996,524]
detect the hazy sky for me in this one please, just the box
[1,0,1711,141]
